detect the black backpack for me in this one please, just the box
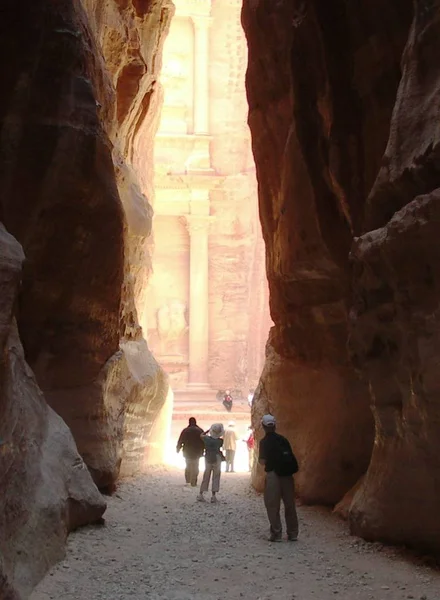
[273,435,299,477]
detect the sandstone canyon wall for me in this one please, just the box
[0,224,105,599]
[243,0,413,504]
[245,0,440,552]
[0,0,173,492]
[349,2,440,552]
[0,0,174,595]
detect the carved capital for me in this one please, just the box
[192,15,213,30]
[180,214,214,234]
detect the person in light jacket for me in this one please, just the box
[197,423,225,503]
[223,421,237,473]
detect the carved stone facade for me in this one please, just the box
[147,0,271,395]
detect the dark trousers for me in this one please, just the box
[225,449,235,472]
[264,471,299,538]
[184,457,200,486]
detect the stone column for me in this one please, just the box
[192,16,212,135]
[185,213,211,388]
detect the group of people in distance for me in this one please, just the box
[176,419,254,496]
[176,414,299,542]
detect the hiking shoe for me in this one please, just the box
[287,535,298,542]
[269,534,282,542]
[197,494,206,502]
[211,495,218,503]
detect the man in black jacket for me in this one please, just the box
[259,414,299,542]
[176,417,205,486]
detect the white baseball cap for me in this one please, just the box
[262,414,276,427]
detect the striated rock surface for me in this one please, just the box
[243,0,412,504]
[349,4,440,552]
[251,343,372,504]
[0,0,173,490]
[0,224,105,600]
[349,197,440,551]
[246,0,440,552]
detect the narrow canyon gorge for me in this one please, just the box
[1,0,440,598]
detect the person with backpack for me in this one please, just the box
[176,417,205,487]
[258,414,299,542]
[197,423,225,503]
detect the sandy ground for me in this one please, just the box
[32,466,440,600]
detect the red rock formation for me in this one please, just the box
[0,0,173,490]
[242,0,413,504]
[349,4,440,552]
[0,224,105,599]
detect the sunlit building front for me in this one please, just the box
[147,0,272,407]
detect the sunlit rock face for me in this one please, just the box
[0,224,105,599]
[0,0,173,491]
[349,4,440,552]
[243,0,413,506]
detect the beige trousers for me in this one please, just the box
[200,456,221,493]
[264,471,299,538]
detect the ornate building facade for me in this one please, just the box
[146,0,271,397]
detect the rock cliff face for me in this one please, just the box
[0,0,173,491]
[245,0,440,552]
[2,1,440,597]
[243,0,413,504]
[0,0,173,594]
[0,224,105,599]
[349,3,440,552]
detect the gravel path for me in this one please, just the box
[32,466,440,600]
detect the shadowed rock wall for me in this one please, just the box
[246,0,440,553]
[349,2,440,552]
[0,0,173,492]
[243,0,413,504]
[0,0,172,599]
[0,0,174,594]
[0,224,105,599]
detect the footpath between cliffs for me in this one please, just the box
[32,466,440,600]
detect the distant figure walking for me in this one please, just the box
[222,390,233,412]
[244,426,255,472]
[258,414,299,542]
[176,417,204,487]
[224,421,237,473]
[247,389,255,408]
[198,423,225,503]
